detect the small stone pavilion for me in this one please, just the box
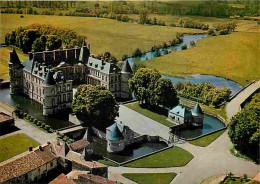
[168,103,204,127]
[106,122,134,153]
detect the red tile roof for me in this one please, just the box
[49,173,74,184]
[0,112,14,123]
[79,174,116,184]
[0,144,57,183]
[69,138,89,151]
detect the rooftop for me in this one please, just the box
[69,138,90,152]
[107,123,124,141]
[169,105,192,118]
[0,112,14,123]
[0,143,57,183]
[78,174,116,184]
[191,103,204,117]
[49,173,74,184]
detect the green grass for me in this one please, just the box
[0,14,203,59]
[188,129,226,147]
[144,32,260,86]
[124,146,193,168]
[0,133,40,162]
[230,147,255,162]
[124,102,174,127]
[98,159,119,167]
[0,46,28,80]
[179,97,227,121]
[122,173,177,184]
[223,177,250,184]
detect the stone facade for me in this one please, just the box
[9,42,132,116]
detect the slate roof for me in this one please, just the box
[87,57,119,74]
[169,105,192,118]
[9,48,22,64]
[107,123,124,141]
[121,60,132,73]
[43,70,56,86]
[23,57,33,72]
[191,103,204,117]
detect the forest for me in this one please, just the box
[1,1,259,18]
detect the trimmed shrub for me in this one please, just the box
[23,113,27,118]
[40,123,46,128]
[181,44,187,50]
[36,121,41,126]
[44,125,51,131]
[33,119,38,124]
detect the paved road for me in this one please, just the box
[0,106,56,144]
[116,105,171,140]
[226,79,260,121]
[109,131,259,184]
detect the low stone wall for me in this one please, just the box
[132,135,169,145]
[185,127,227,141]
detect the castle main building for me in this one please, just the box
[9,41,133,116]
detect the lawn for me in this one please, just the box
[124,146,193,168]
[97,159,119,167]
[124,102,174,127]
[0,14,203,59]
[144,32,260,86]
[122,173,177,184]
[0,46,27,80]
[188,129,226,147]
[0,133,40,162]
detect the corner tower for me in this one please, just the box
[8,48,24,95]
[78,40,90,64]
[120,60,133,99]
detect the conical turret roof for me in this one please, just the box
[191,103,204,117]
[79,40,89,63]
[107,123,124,141]
[43,70,56,86]
[121,60,132,73]
[9,47,22,65]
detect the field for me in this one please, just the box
[128,14,260,33]
[144,32,260,86]
[122,173,177,184]
[124,146,193,168]
[0,46,27,80]
[0,133,40,162]
[0,14,203,59]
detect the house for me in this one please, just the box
[0,112,15,134]
[49,173,74,184]
[168,103,204,127]
[9,41,133,116]
[106,122,134,153]
[0,143,58,184]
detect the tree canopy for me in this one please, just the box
[228,92,260,162]
[72,85,119,130]
[129,68,178,108]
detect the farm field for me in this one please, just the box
[0,46,27,80]
[144,32,260,86]
[0,14,204,58]
[0,133,40,162]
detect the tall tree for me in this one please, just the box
[72,85,119,130]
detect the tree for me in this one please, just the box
[155,78,179,108]
[129,68,161,106]
[46,35,62,51]
[228,106,259,162]
[152,17,157,25]
[132,61,146,73]
[190,40,195,47]
[181,44,187,50]
[22,29,41,53]
[72,85,119,130]
[32,35,46,52]
[154,49,161,57]
[139,10,149,24]
[132,48,142,57]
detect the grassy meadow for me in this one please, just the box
[122,173,177,184]
[144,32,260,86]
[0,46,27,80]
[0,133,40,162]
[0,14,203,58]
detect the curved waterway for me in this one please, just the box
[127,34,243,96]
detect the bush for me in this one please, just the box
[181,44,187,50]
[132,48,142,57]
[20,15,24,18]
[33,119,38,124]
[23,113,27,118]
[169,23,176,27]
[36,121,41,126]
[190,41,196,47]
[44,125,51,131]
[40,123,46,128]
[30,117,34,122]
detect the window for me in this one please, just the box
[115,84,117,91]
[102,76,104,80]
[111,76,114,83]
[115,76,117,82]
[51,89,55,95]
[63,94,66,102]
[105,77,107,81]
[52,99,55,106]
[58,95,61,103]
[67,84,70,91]
[111,85,114,91]
[63,85,66,91]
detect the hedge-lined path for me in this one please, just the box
[0,106,56,144]
[226,79,260,122]
[108,131,258,184]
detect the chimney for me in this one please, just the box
[28,52,33,60]
[29,146,33,151]
[39,146,43,151]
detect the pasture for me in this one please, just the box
[144,32,260,86]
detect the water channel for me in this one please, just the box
[127,34,243,96]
